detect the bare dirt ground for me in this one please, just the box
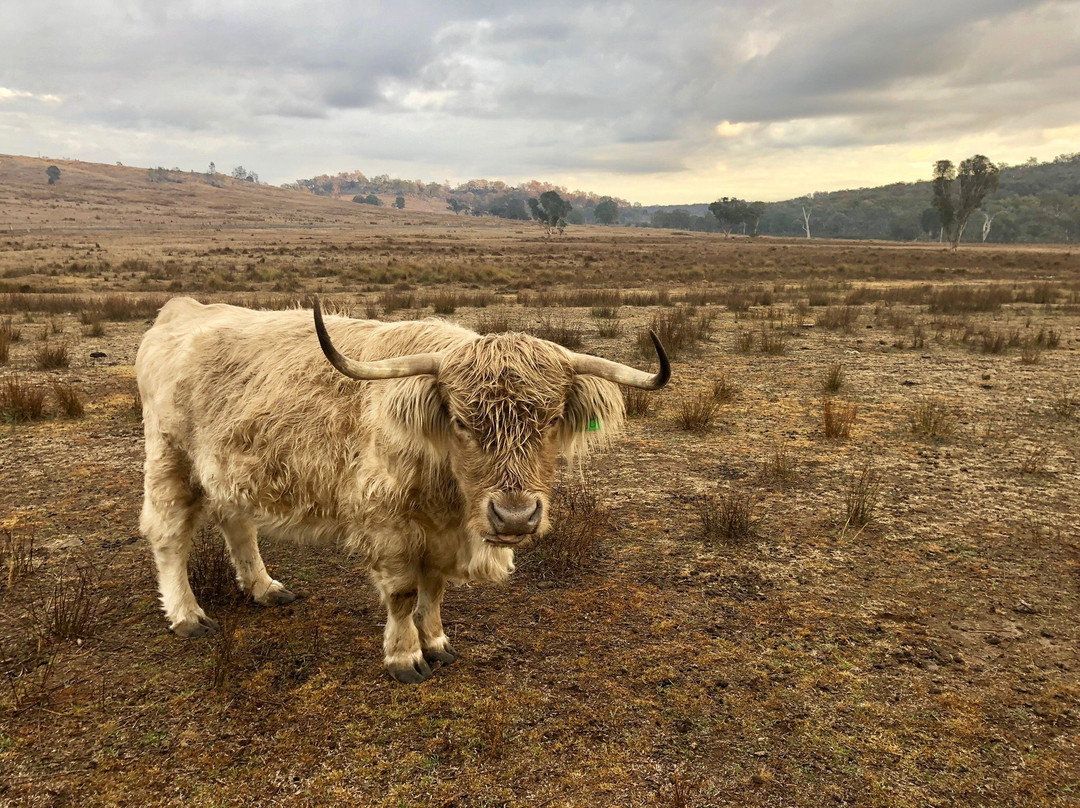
[1,198,1079,807]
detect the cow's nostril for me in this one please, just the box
[488,499,542,535]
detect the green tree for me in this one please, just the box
[46,165,61,185]
[394,195,405,209]
[594,197,620,225]
[528,190,572,235]
[708,197,750,236]
[932,155,1000,251]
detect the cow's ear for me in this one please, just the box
[382,377,451,448]
[558,376,625,461]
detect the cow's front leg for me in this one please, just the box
[373,567,432,684]
[416,567,457,666]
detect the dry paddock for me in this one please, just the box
[1,228,1079,807]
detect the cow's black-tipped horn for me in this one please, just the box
[313,297,442,380]
[571,329,671,390]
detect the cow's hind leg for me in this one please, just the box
[416,567,457,666]
[218,515,295,606]
[373,564,432,684]
[141,444,217,638]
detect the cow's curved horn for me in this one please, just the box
[313,298,442,380]
[571,329,671,390]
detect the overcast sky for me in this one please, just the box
[2,1,1079,203]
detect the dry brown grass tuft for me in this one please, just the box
[815,305,859,331]
[821,396,857,440]
[530,315,584,350]
[623,387,653,418]
[909,396,956,439]
[595,318,624,338]
[759,326,787,355]
[1,373,47,422]
[822,362,844,393]
[1050,386,1076,420]
[474,311,518,334]
[35,342,69,369]
[844,460,881,530]
[32,564,101,640]
[676,389,718,431]
[760,440,798,484]
[51,380,85,418]
[3,527,37,588]
[710,373,738,404]
[697,487,758,545]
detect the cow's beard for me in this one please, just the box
[465,539,516,583]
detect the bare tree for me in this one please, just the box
[801,193,816,239]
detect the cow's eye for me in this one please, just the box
[452,417,469,433]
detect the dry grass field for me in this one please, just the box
[1,158,1079,806]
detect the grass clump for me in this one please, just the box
[760,440,797,484]
[3,528,37,588]
[908,396,956,439]
[822,362,844,393]
[474,312,518,334]
[1,374,47,422]
[676,390,718,431]
[595,319,624,338]
[33,565,101,640]
[530,315,584,350]
[697,487,758,545]
[759,327,787,355]
[844,460,881,530]
[51,380,85,418]
[189,527,240,610]
[35,342,69,369]
[821,397,857,440]
[623,387,653,418]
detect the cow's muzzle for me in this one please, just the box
[486,498,542,541]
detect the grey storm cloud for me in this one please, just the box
[1,0,1078,194]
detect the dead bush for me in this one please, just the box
[429,291,458,315]
[815,306,858,331]
[821,397,857,440]
[697,487,757,545]
[637,308,708,360]
[908,396,956,439]
[759,327,787,355]
[531,475,614,575]
[710,373,738,404]
[1,374,47,422]
[734,330,754,353]
[590,305,620,319]
[189,527,239,610]
[1050,386,1076,420]
[596,319,624,338]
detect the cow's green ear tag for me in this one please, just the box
[587,416,601,432]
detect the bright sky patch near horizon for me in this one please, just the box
[1,1,1078,204]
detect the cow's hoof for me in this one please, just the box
[387,657,433,684]
[255,583,296,607]
[172,614,220,638]
[423,643,458,666]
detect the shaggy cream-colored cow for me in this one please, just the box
[136,297,669,683]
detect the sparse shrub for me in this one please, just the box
[189,527,239,610]
[697,487,757,545]
[35,342,69,369]
[531,475,614,575]
[822,362,844,393]
[51,380,84,418]
[980,330,1008,354]
[85,318,106,337]
[822,397,857,440]
[759,327,786,355]
[734,330,754,353]
[844,460,881,529]
[908,396,956,439]
[676,390,718,431]
[637,307,709,360]
[1,374,47,422]
[1019,342,1040,364]
[1035,327,1061,348]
